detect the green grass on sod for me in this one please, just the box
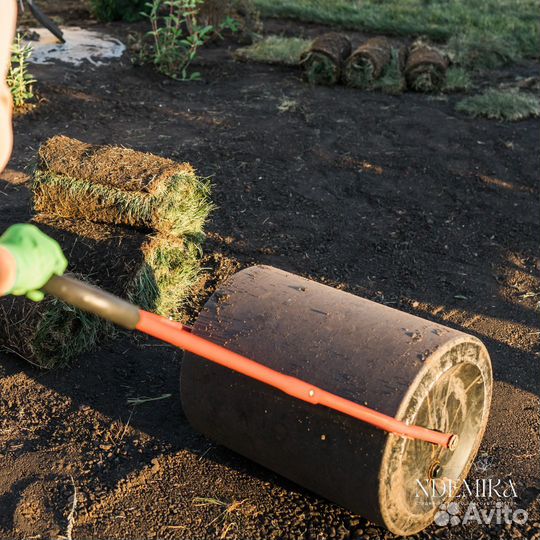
[303,52,340,85]
[28,294,116,370]
[2,137,212,369]
[447,30,520,70]
[235,36,312,65]
[443,67,473,93]
[253,0,538,65]
[34,171,212,242]
[128,236,202,321]
[404,43,448,93]
[371,48,406,95]
[344,58,374,88]
[456,89,540,121]
[301,33,351,86]
[343,37,392,89]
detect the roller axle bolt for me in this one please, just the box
[448,434,459,451]
[429,462,442,479]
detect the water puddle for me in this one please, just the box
[27,27,125,66]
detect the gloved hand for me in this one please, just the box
[0,223,67,301]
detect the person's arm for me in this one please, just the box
[0,224,68,301]
[0,5,67,300]
[0,0,17,173]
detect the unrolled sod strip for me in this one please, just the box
[343,37,392,88]
[33,136,212,239]
[234,36,312,66]
[0,215,200,369]
[405,43,448,92]
[301,32,351,85]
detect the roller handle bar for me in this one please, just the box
[43,274,139,329]
[42,274,457,449]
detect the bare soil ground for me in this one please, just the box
[0,6,539,540]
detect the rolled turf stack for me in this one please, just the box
[343,37,392,89]
[301,32,351,85]
[405,42,448,93]
[0,137,211,368]
[34,135,210,240]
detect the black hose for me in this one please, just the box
[26,0,65,43]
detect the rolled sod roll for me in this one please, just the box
[343,37,392,88]
[301,32,351,85]
[33,136,212,239]
[0,216,200,368]
[405,43,448,92]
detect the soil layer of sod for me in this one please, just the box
[34,135,212,239]
[301,32,351,85]
[405,43,448,92]
[343,37,392,88]
[0,215,199,368]
[0,10,538,540]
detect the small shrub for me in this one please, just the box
[6,34,36,108]
[229,0,263,40]
[139,0,236,80]
[200,0,261,38]
[443,67,472,93]
[90,0,148,22]
[456,89,540,121]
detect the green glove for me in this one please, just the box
[0,224,68,301]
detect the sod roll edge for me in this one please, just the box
[343,37,392,88]
[34,136,213,239]
[405,43,448,92]
[301,32,351,85]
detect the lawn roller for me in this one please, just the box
[42,265,492,535]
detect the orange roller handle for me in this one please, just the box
[41,275,456,449]
[136,310,457,449]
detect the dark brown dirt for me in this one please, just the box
[0,5,539,540]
